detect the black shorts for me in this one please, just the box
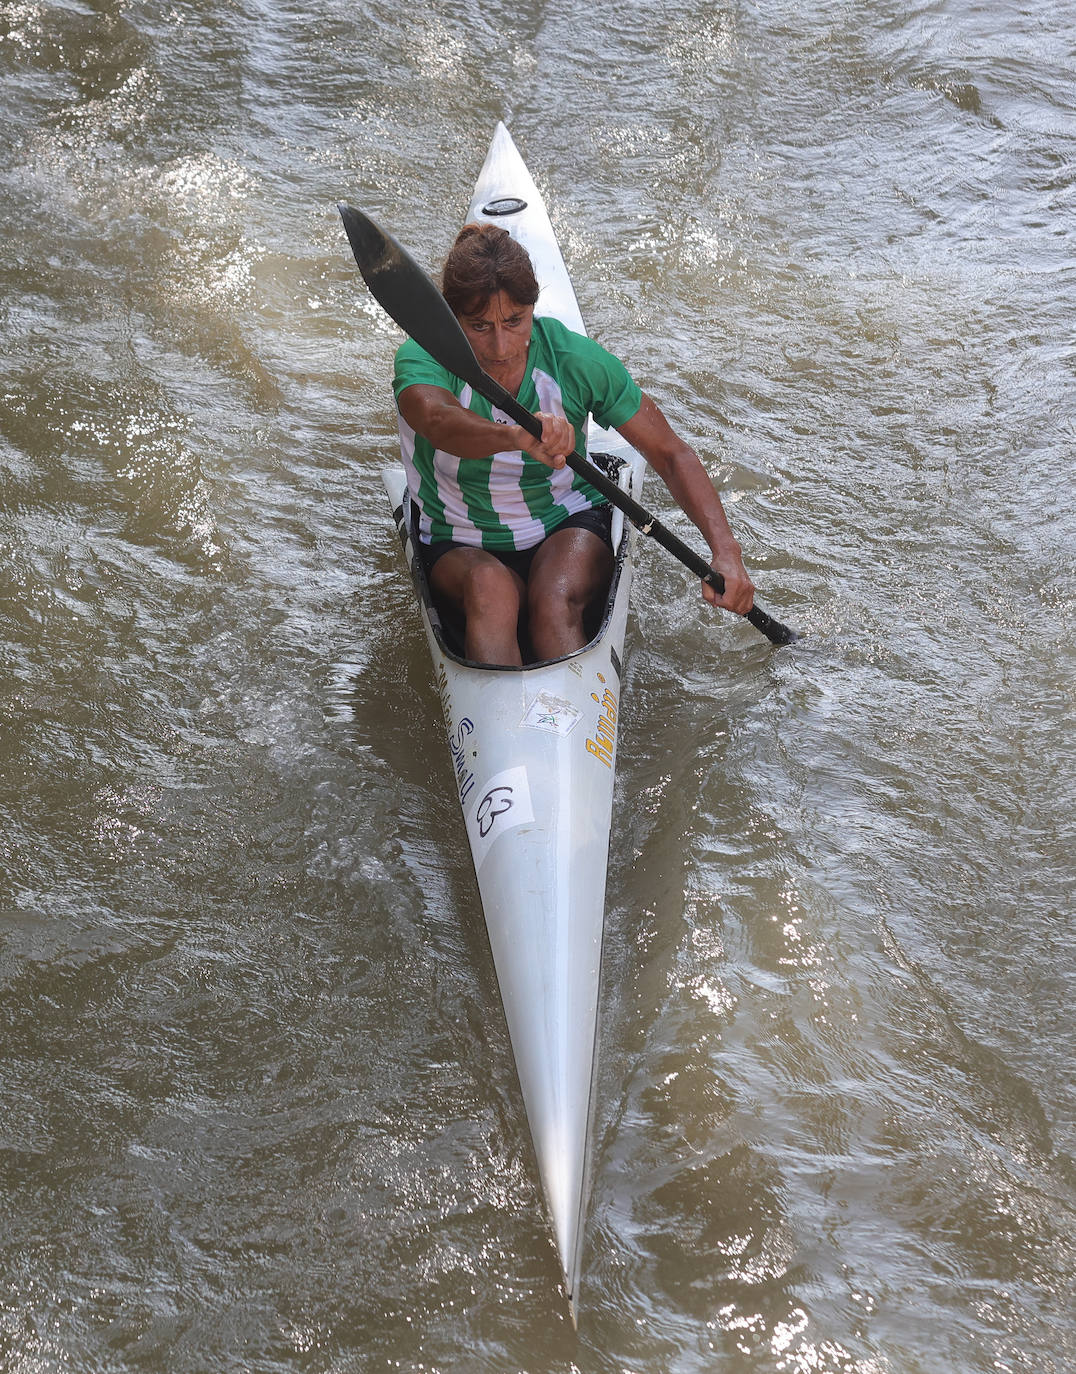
[418,504,613,581]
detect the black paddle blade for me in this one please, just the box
[747,605,800,645]
[337,204,486,392]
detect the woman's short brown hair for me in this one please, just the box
[442,223,539,317]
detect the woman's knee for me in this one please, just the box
[528,549,610,624]
[462,559,522,620]
[528,575,578,622]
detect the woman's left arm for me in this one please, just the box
[617,394,755,615]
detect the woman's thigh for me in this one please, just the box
[526,527,613,613]
[429,545,527,612]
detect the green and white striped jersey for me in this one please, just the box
[392,316,642,551]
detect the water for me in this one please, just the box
[1,1,1073,1370]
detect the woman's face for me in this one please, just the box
[458,290,534,386]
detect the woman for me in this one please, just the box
[393,223,754,666]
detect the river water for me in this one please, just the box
[1,1,1073,1370]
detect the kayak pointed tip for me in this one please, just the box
[558,1232,584,1331]
[489,119,520,158]
[559,1252,580,1329]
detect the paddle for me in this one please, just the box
[338,204,799,647]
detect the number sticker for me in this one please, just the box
[465,765,535,871]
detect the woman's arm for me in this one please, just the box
[618,393,755,615]
[397,384,574,469]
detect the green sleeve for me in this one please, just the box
[543,319,642,430]
[589,348,642,430]
[392,338,456,404]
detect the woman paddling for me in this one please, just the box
[393,222,754,666]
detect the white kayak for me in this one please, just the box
[380,122,646,1316]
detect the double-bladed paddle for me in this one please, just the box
[338,203,799,647]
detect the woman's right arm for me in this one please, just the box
[398,385,574,468]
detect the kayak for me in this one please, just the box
[380,122,646,1316]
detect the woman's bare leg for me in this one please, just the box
[526,528,613,661]
[430,547,527,666]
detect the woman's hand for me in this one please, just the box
[517,412,575,469]
[703,542,755,615]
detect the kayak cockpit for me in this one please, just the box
[397,451,632,672]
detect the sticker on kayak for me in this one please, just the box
[520,690,582,736]
[466,765,535,871]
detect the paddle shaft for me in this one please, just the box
[336,203,798,646]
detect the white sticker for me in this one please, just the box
[466,765,535,871]
[520,690,582,736]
